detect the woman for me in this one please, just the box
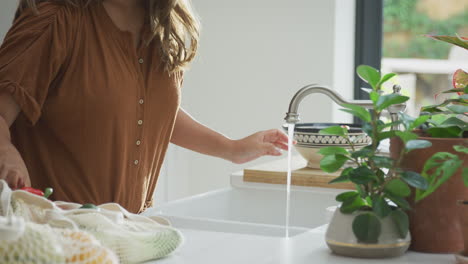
[0,0,288,213]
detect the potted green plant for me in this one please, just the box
[321,65,433,258]
[389,34,468,254]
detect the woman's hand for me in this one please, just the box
[0,142,31,189]
[228,129,292,164]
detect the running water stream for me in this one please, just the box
[285,123,295,238]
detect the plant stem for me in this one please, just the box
[377,145,406,195]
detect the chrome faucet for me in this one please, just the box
[284,84,406,130]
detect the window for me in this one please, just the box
[355,0,468,117]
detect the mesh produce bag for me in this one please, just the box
[0,217,118,264]
[0,180,183,263]
[66,212,182,263]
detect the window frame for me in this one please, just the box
[354,0,384,101]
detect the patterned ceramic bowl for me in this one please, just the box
[283,123,372,169]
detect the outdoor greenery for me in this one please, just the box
[383,0,468,59]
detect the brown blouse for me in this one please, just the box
[0,2,181,213]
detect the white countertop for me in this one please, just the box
[148,225,453,264]
[147,166,454,264]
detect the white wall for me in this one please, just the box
[0,0,16,41]
[332,0,357,122]
[156,0,357,203]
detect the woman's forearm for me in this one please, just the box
[0,92,20,142]
[170,108,235,161]
[0,114,11,142]
[0,93,30,188]
[170,108,290,164]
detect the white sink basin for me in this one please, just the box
[144,186,341,237]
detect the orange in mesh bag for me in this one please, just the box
[0,216,118,264]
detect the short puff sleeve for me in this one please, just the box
[0,2,79,124]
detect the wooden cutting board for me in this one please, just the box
[243,156,354,190]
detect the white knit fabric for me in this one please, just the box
[0,219,119,264]
[0,180,183,263]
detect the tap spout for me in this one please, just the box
[284,84,373,124]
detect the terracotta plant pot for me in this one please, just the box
[390,136,468,253]
[325,209,410,258]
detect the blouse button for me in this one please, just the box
[138,120,143,125]
[139,99,144,105]
[134,160,139,165]
[138,58,144,64]
[136,140,141,146]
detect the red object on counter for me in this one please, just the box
[20,187,44,196]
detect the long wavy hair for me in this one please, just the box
[15,0,200,73]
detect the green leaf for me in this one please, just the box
[357,65,381,90]
[329,167,353,184]
[440,117,468,130]
[454,145,468,154]
[447,104,468,114]
[376,169,386,183]
[361,122,373,136]
[390,209,409,239]
[461,95,468,100]
[349,166,377,185]
[370,91,380,104]
[442,88,466,94]
[371,156,394,168]
[416,152,463,201]
[427,114,459,126]
[320,154,349,173]
[378,120,403,131]
[425,35,468,50]
[398,112,415,130]
[378,131,397,141]
[421,99,463,113]
[427,127,463,138]
[400,171,429,190]
[384,179,411,197]
[340,104,372,123]
[421,106,444,113]
[372,196,392,218]
[376,94,409,112]
[405,139,432,151]
[411,115,431,130]
[340,194,367,214]
[318,146,349,156]
[351,146,373,158]
[399,112,430,130]
[395,131,418,143]
[319,126,346,136]
[336,191,359,202]
[352,213,381,243]
[385,193,411,210]
[355,184,367,197]
[377,73,397,87]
